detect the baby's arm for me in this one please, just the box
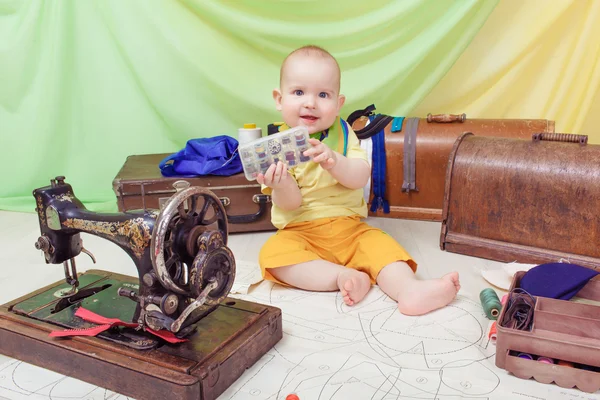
[257,161,302,211]
[303,138,370,190]
[327,152,370,189]
[272,183,302,211]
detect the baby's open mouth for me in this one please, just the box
[301,115,318,121]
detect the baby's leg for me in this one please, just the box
[377,261,461,316]
[268,261,371,306]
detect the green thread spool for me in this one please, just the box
[480,288,502,320]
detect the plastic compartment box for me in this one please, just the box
[239,126,312,181]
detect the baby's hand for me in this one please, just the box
[303,138,337,170]
[257,161,291,189]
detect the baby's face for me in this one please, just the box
[274,55,345,135]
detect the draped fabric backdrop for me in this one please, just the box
[1,0,598,213]
[413,0,600,136]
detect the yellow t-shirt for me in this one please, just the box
[262,118,368,229]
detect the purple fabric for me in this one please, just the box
[520,262,599,300]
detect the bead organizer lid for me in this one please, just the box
[239,126,313,181]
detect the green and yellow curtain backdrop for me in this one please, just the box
[1,0,599,213]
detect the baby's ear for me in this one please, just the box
[337,94,346,111]
[273,89,283,111]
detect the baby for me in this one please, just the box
[257,45,460,315]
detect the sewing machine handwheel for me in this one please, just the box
[151,187,229,296]
[190,246,235,306]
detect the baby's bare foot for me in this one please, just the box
[396,272,460,316]
[447,271,461,292]
[337,270,371,306]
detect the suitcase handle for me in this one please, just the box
[426,113,466,123]
[532,132,588,145]
[225,194,271,224]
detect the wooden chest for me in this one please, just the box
[351,112,555,221]
[440,133,600,270]
[113,154,276,233]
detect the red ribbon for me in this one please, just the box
[49,307,188,343]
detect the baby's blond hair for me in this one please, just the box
[280,45,341,91]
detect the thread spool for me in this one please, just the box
[299,148,310,162]
[238,123,262,145]
[488,321,497,343]
[518,353,533,360]
[537,357,554,364]
[578,364,598,371]
[285,151,297,166]
[286,395,300,400]
[480,288,502,320]
[557,360,574,368]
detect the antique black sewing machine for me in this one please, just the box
[0,176,282,400]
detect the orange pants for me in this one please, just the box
[259,216,417,284]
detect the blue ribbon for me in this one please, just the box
[391,116,405,133]
[369,116,390,214]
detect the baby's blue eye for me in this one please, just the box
[319,92,328,98]
[294,90,304,96]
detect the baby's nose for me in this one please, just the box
[303,95,316,108]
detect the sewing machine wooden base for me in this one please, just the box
[0,270,282,400]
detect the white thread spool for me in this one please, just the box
[238,123,262,145]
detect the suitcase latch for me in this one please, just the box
[158,180,191,209]
[172,180,191,191]
[253,194,271,204]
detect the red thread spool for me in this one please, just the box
[488,321,497,342]
[286,395,300,400]
[558,360,574,368]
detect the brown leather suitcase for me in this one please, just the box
[349,108,555,221]
[112,153,275,233]
[440,132,600,270]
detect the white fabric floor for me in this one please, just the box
[0,211,597,400]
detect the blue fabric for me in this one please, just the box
[520,263,599,300]
[159,135,242,177]
[391,117,405,133]
[369,115,389,214]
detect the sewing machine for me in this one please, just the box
[0,176,282,400]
